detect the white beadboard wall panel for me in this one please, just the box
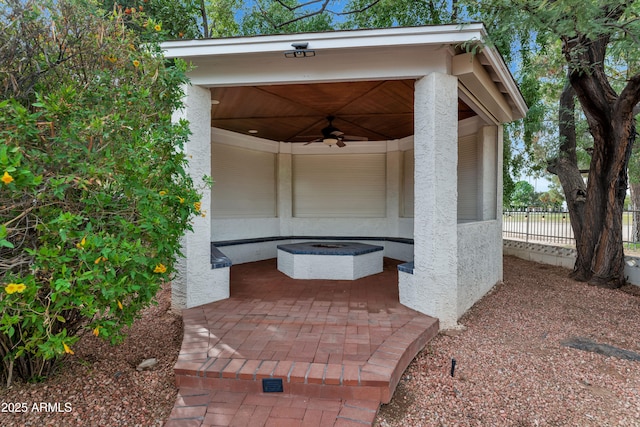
[457,134,478,221]
[211,142,277,218]
[292,154,387,218]
[402,149,415,218]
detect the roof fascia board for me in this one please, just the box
[162,24,486,58]
[480,46,528,120]
[453,52,513,123]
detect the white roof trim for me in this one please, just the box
[162,24,486,58]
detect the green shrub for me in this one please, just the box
[0,0,201,384]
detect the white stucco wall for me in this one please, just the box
[455,122,502,318]
[456,220,502,317]
[172,84,229,310]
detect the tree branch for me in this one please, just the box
[199,0,209,38]
[273,0,381,28]
[564,34,618,134]
[338,0,381,16]
[615,73,640,119]
[274,0,326,12]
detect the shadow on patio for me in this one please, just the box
[165,258,438,427]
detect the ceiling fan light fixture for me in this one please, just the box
[323,137,339,146]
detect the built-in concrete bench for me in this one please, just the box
[277,241,384,280]
[397,261,414,274]
[210,245,232,269]
[211,236,414,269]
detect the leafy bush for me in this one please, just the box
[0,0,201,384]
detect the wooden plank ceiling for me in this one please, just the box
[210,80,476,143]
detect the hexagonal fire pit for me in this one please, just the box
[276,242,384,280]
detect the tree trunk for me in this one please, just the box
[199,0,209,38]
[560,32,640,288]
[630,182,640,243]
[572,118,633,288]
[547,80,586,252]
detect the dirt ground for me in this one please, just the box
[375,256,640,426]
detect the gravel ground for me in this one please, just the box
[0,282,181,427]
[376,256,640,427]
[0,256,639,427]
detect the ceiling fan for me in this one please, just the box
[304,116,368,148]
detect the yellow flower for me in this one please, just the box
[94,256,106,264]
[117,300,123,310]
[194,201,201,212]
[76,236,86,249]
[93,327,100,337]
[1,171,14,185]
[154,263,167,274]
[106,55,117,63]
[132,59,140,68]
[5,283,26,294]
[159,190,167,196]
[63,343,74,355]
[128,43,136,51]
[177,196,185,204]
[154,24,161,31]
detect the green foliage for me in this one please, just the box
[100,0,242,39]
[509,180,536,207]
[204,0,243,37]
[502,128,521,207]
[342,0,458,28]
[240,0,335,35]
[100,0,203,39]
[0,0,201,384]
[537,187,565,209]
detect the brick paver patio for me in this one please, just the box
[165,258,438,427]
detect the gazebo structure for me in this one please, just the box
[162,24,527,329]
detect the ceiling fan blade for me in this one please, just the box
[303,137,322,145]
[343,135,368,141]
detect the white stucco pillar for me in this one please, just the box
[172,84,229,310]
[478,125,498,220]
[496,124,504,282]
[400,73,459,328]
[386,142,401,237]
[278,143,293,236]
